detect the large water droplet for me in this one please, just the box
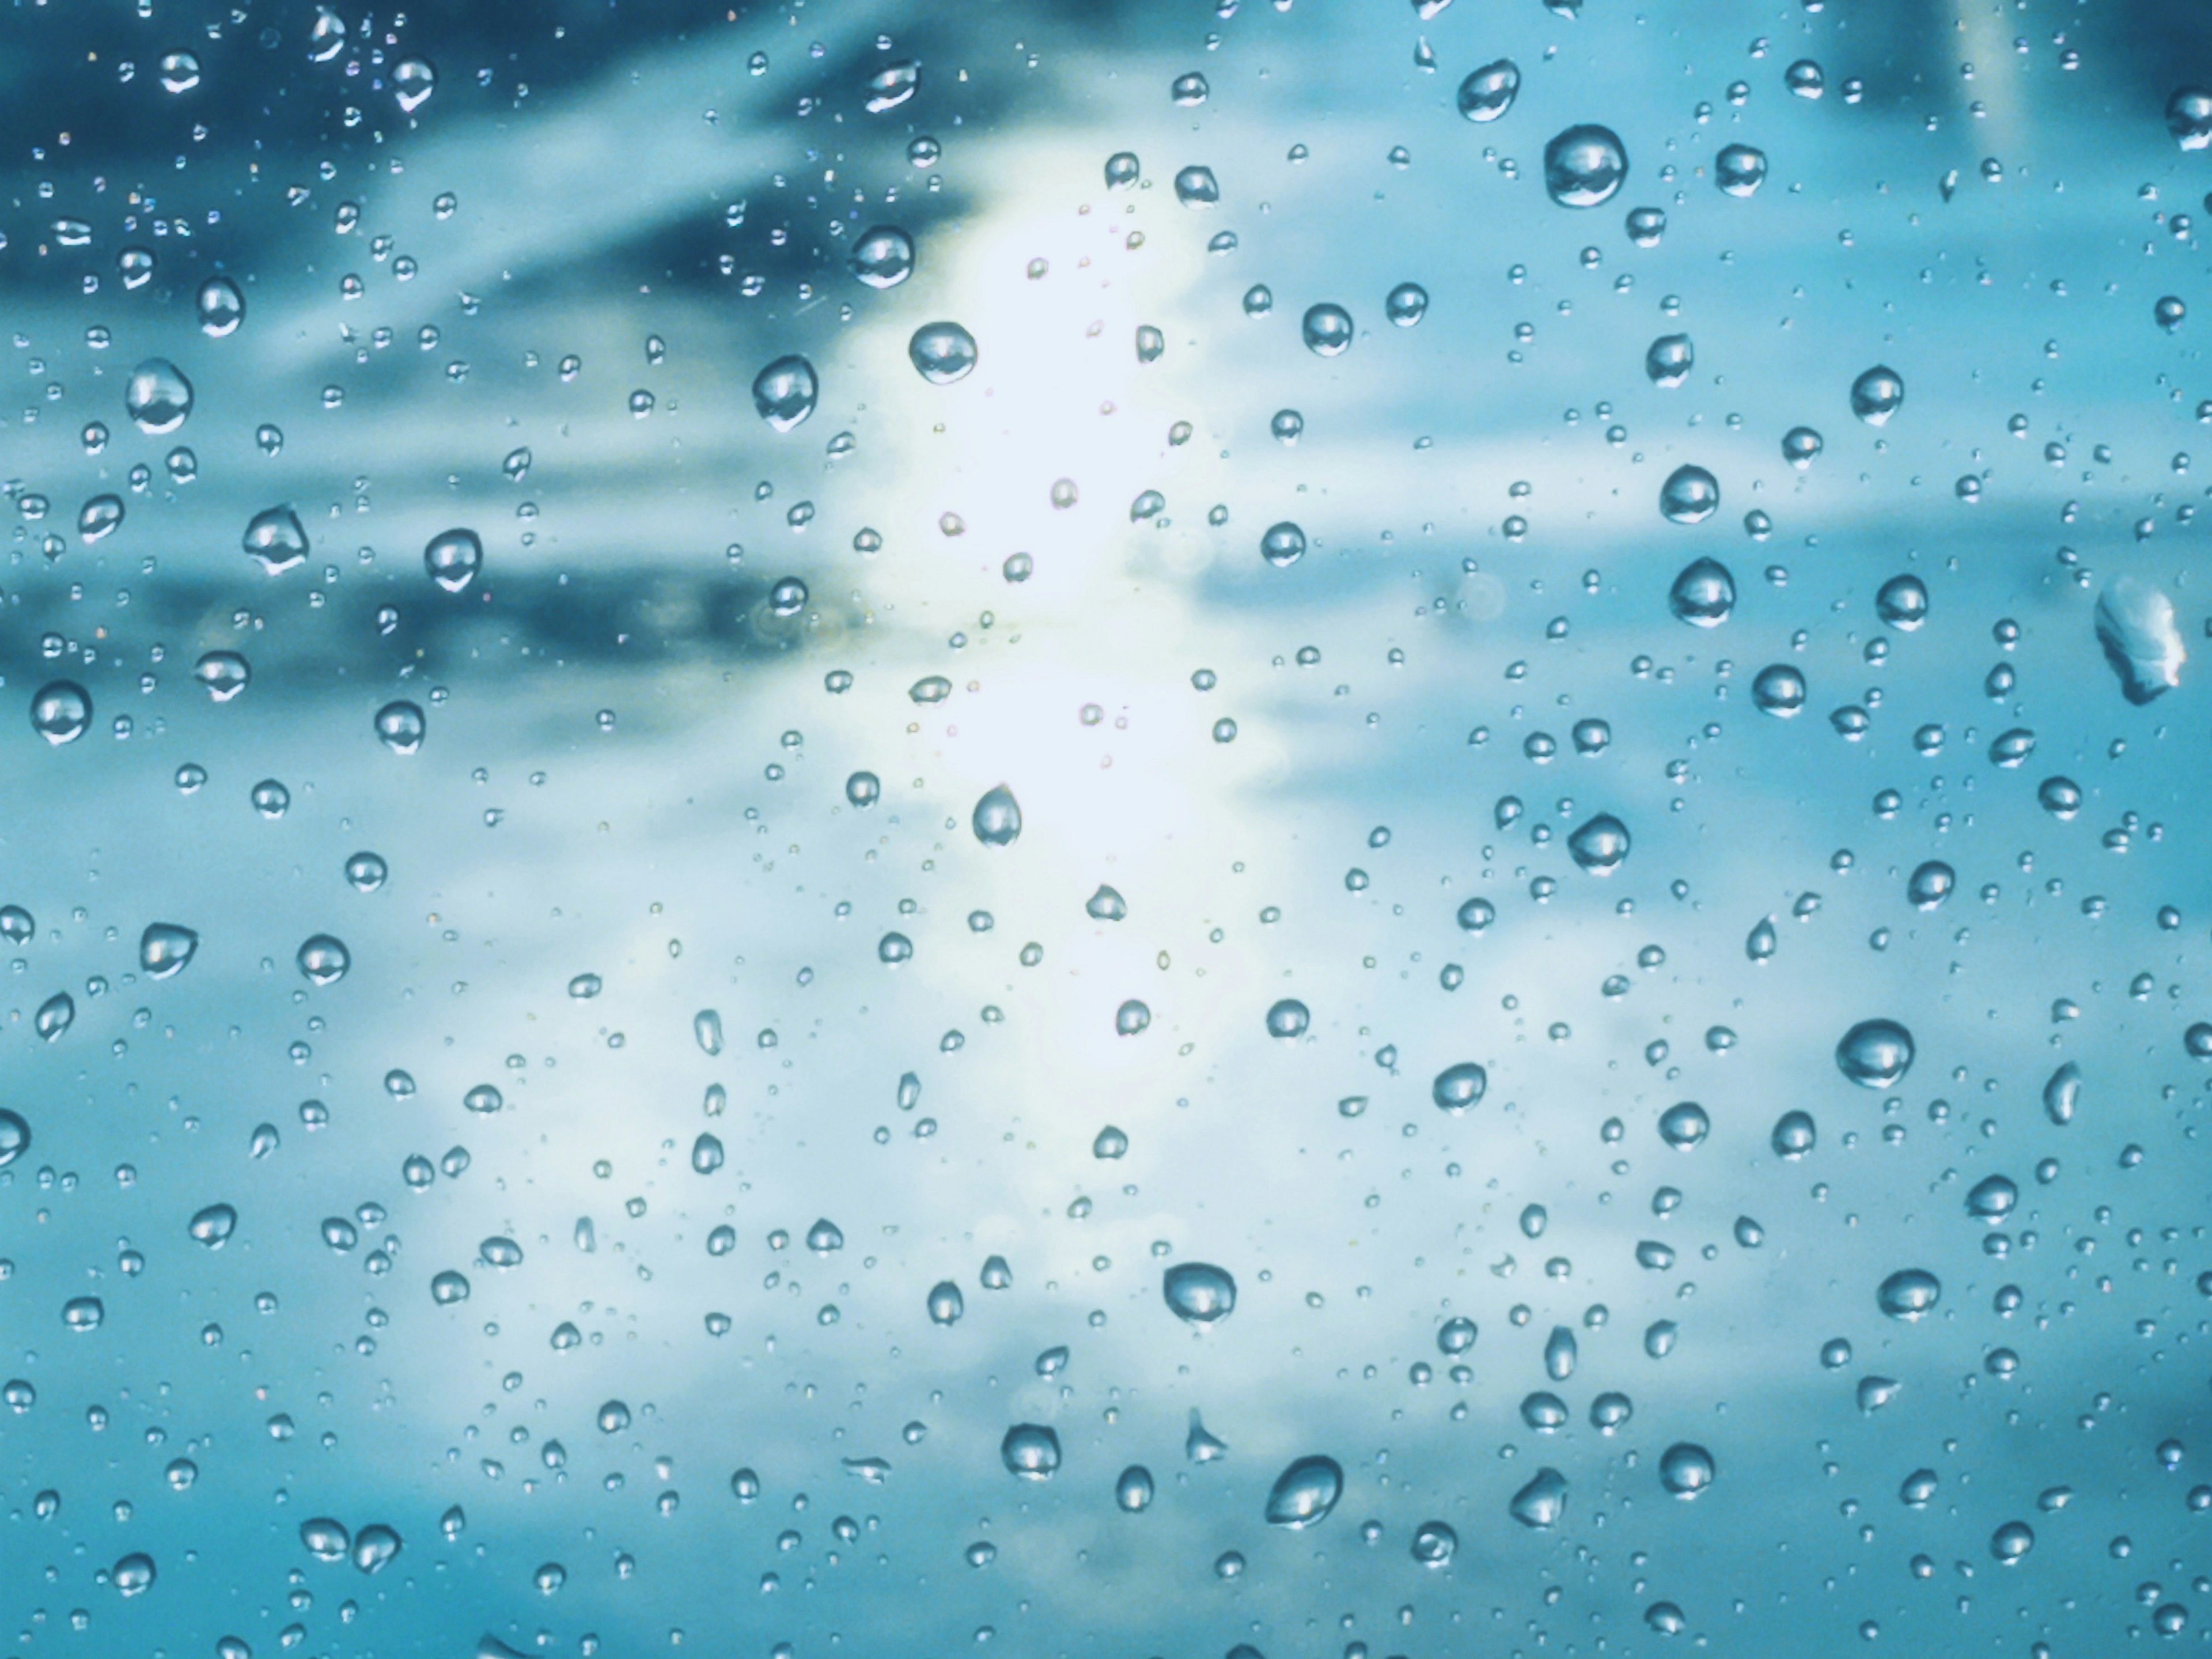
[194,651,250,702]
[1646,334,1694,387]
[1301,303,1354,356]
[1715,143,1768,196]
[1876,1267,1941,1320]
[1874,574,1928,629]
[910,321,978,384]
[1510,1467,1569,1527]
[374,701,426,754]
[1163,1262,1236,1324]
[0,1109,29,1168]
[1567,813,1630,873]
[1115,1464,1154,1510]
[1264,1455,1343,1528]
[1266,998,1310,1039]
[301,1518,351,1560]
[196,276,244,336]
[30,681,90,745]
[1658,1443,1715,1497]
[1542,124,1627,207]
[353,1524,403,1574]
[126,359,193,434]
[1659,465,1720,524]
[1431,1062,1486,1113]
[1751,664,1806,717]
[2094,576,2186,704]
[424,528,483,593]
[2168,86,2212,151]
[1456,59,1520,121]
[297,934,351,986]
[1261,522,1307,566]
[2043,1061,2081,1125]
[972,784,1022,846]
[140,922,199,979]
[1001,1423,1060,1479]
[189,1202,236,1246]
[849,225,915,287]
[243,506,309,574]
[1836,1018,1914,1088]
[927,1281,964,1325]
[35,992,74,1040]
[752,355,819,432]
[1850,365,1905,425]
[1669,559,1734,626]
[1990,1519,2035,1562]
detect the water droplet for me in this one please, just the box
[193,651,251,701]
[1115,1464,1154,1510]
[113,1552,156,1595]
[1567,813,1631,873]
[1172,71,1209,105]
[2094,576,2186,704]
[301,1518,351,1560]
[1509,1467,1569,1527]
[1385,282,1429,326]
[1659,465,1720,524]
[196,276,244,336]
[927,1281,964,1325]
[1410,1520,1458,1564]
[1646,334,1694,387]
[863,59,919,112]
[0,1110,28,1168]
[1301,303,1354,355]
[1543,124,1628,207]
[1456,59,1520,122]
[972,784,1022,846]
[1001,1423,1060,1479]
[2043,1062,2081,1125]
[1874,574,1928,629]
[374,701,426,754]
[352,1524,403,1574]
[1658,1101,1709,1149]
[1173,165,1220,207]
[1164,1262,1236,1323]
[1544,1324,1579,1380]
[1836,1018,1914,1087]
[1906,861,1955,910]
[1658,1443,1715,1497]
[752,355,819,432]
[243,506,309,574]
[850,225,914,287]
[1266,998,1310,1039]
[1751,665,1806,716]
[31,681,90,745]
[1261,522,1307,566]
[1085,884,1128,921]
[1781,426,1824,468]
[125,359,193,434]
[35,992,73,1040]
[1850,365,1905,425]
[425,529,483,593]
[909,321,978,384]
[1264,1455,1343,1528]
[1431,1062,1487,1113]
[1771,1109,1817,1158]
[1990,1520,2035,1561]
[140,922,198,979]
[62,1296,104,1330]
[1965,1175,2017,1221]
[1437,1316,1477,1354]
[393,58,435,111]
[1877,1267,1941,1320]
[159,50,202,92]
[1626,205,1667,245]
[1715,143,1768,196]
[296,934,350,986]
[2169,86,2212,151]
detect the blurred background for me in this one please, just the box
[2,0,2211,1653]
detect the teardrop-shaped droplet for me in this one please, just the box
[126,358,194,434]
[243,506,309,574]
[927,1281,964,1324]
[2042,1061,2081,1126]
[1668,558,1734,625]
[196,276,245,336]
[1456,59,1520,122]
[1771,1109,1816,1158]
[189,1202,237,1246]
[1510,1467,1569,1527]
[1567,813,1631,873]
[751,355,819,432]
[1116,1464,1154,1510]
[1264,1456,1344,1528]
[972,784,1022,846]
[140,922,199,979]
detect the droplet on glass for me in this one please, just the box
[1836,1018,1914,1087]
[1163,1262,1237,1324]
[1542,124,1627,207]
[125,359,193,434]
[242,506,309,574]
[2093,576,2186,704]
[139,922,199,979]
[909,321,978,384]
[1456,59,1520,122]
[424,529,483,593]
[751,355,819,432]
